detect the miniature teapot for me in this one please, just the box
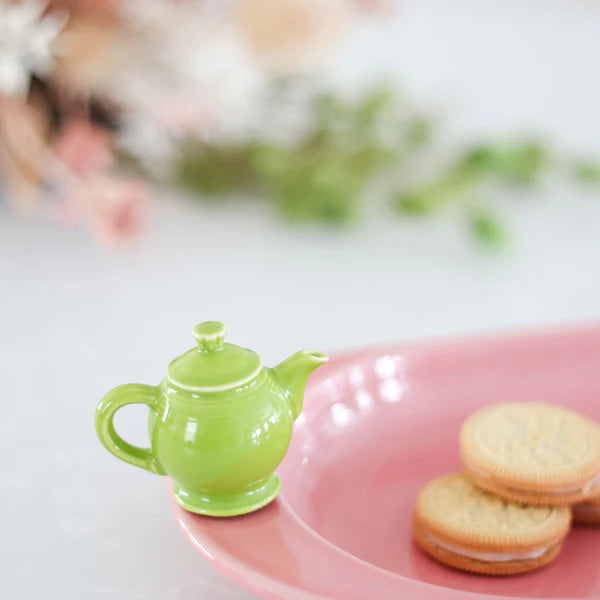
[95,321,328,517]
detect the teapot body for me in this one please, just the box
[94,321,328,517]
[148,370,294,515]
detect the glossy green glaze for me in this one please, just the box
[95,322,328,516]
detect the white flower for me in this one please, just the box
[111,0,267,155]
[0,0,67,96]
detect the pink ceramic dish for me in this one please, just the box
[171,326,600,600]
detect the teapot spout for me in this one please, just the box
[272,350,329,420]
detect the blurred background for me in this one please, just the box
[1,0,599,598]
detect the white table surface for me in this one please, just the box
[2,1,600,598]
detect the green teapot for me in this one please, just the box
[95,321,328,517]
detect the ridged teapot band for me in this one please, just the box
[165,362,263,392]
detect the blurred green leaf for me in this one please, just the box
[469,211,507,248]
[403,117,433,148]
[354,88,392,132]
[395,191,438,215]
[498,143,547,184]
[176,144,255,196]
[459,142,547,184]
[460,145,499,174]
[276,164,361,223]
[248,144,293,180]
[348,146,397,176]
[393,167,474,216]
[573,161,600,184]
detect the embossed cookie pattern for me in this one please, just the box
[425,475,553,533]
[472,405,593,467]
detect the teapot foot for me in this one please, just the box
[173,475,281,517]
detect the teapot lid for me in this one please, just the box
[167,322,262,392]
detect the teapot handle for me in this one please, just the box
[95,383,163,475]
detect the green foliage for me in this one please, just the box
[250,145,365,222]
[177,144,257,196]
[173,87,599,246]
[403,117,433,148]
[393,140,597,246]
[468,211,507,248]
[395,169,474,215]
[177,89,403,223]
[459,143,547,184]
[573,161,600,183]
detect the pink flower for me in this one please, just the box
[50,117,145,244]
[53,118,113,175]
[58,175,147,245]
[94,179,146,245]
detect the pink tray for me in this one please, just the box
[171,326,600,599]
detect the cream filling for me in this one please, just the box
[470,468,600,495]
[426,533,548,562]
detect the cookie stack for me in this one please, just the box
[413,403,600,575]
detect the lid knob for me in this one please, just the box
[193,321,227,352]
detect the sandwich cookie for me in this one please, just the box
[572,496,600,525]
[413,473,571,575]
[460,403,600,505]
